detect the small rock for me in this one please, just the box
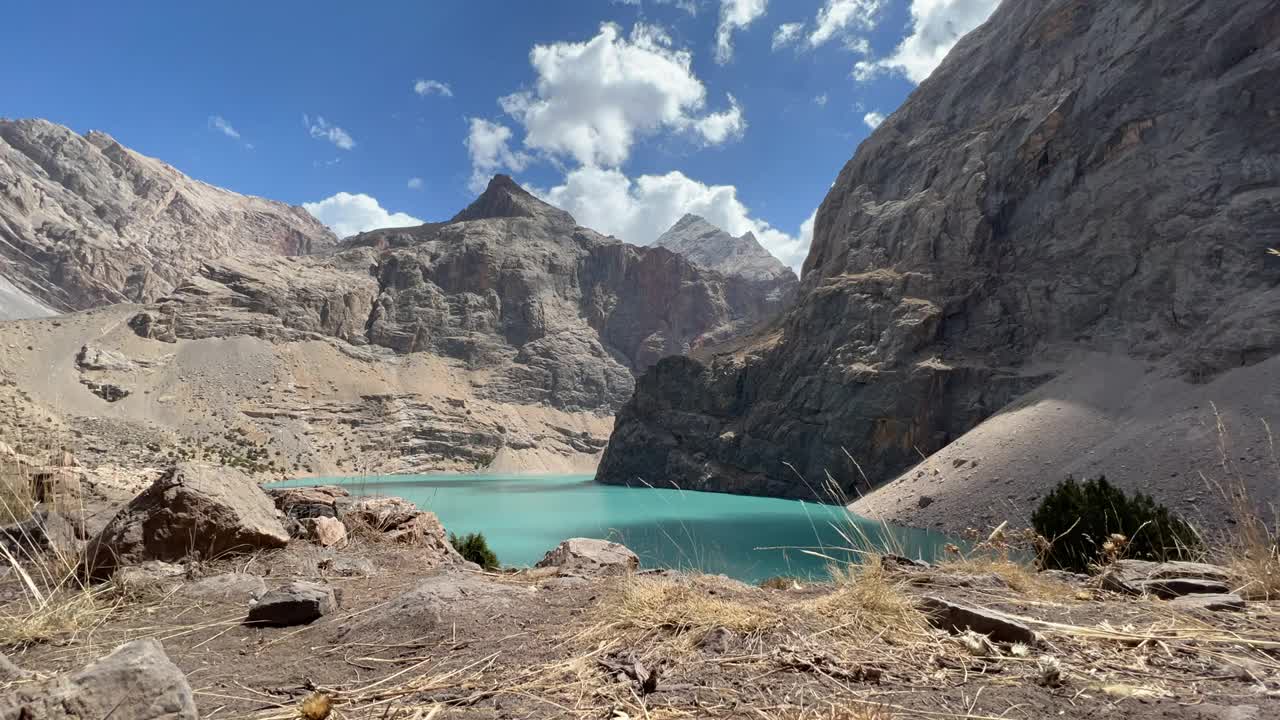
[302,516,348,548]
[540,575,590,590]
[0,639,197,719]
[535,538,639,577]
[269,486,348,520]
[246,581,336,627]
[1170,592,1245,612]
[917,495,934,509]
[916,596,1038,645]
[114,561,185,594]
[0,510,80,556]
[697,627,736,654]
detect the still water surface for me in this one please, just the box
[276,473,951,583]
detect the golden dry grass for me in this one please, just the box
[935,554,1077,601]
[812,560,926,641]
[773,704,895,720]
[1204,410,1280,600]
[591,575,780,646]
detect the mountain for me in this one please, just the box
[656,214,797,286]
[0,118,336,319]
[0,167,787,477]
[597,0,1280,533]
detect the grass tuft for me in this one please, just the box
[597,575,779,642]
[813,560,926,641]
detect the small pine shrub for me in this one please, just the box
[449,531,499,570]
[1031,475,1200,572]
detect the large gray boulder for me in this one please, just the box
[246,581,336,627]
[0,639,196,719]
[81,462,289,579]
[535,538,639,577]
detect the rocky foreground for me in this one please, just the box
[2,463,1278,719]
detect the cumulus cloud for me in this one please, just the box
[693,94,746,144]
[814,93,829,106]
[413,79,453,97]
[207,115,240,139]
[855,0,1000,83]
[499,23,740,168]
[304,115,355,150]
[407,177,424,190]
[809,0,882,48]
[715,0,768,65]
[539,166,811,271]
[770,21,803,51]
[465,118,531,194]
[863,111,885,129]
[303,192,423,238]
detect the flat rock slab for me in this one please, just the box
[0,638,196,719]
[340,572,527,642]
[916,596,1039,645]
[535,538,639,577]
[1134,578,1231,599]
[181,573,267,603]
[1097,560,1233,596]
[1170,592,1246,612]
[246,581,336,627]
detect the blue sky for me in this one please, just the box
[1,0,999,269]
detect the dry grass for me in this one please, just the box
[936,553,1077,601]
[812,560,926,641]
[1203,410,1280,600]
[774,704,895,720]
[592,575,780,646]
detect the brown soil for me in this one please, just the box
[3,541,1277,720]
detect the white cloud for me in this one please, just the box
[843,36,871,55]
[500,23,738,168]
[413,79,453,97]
[407,177,424,190]
[715,0,768,64]
[771,22,803,51]
[207,115,240,139]
[809,0,882,48]
[855,0,1000,83]
[303,192,423,238]
[814,93,829,106]
[863,111,885,129]
[693,94,746,144]
[304,115,355,150]
[465,118,531,194]
[539,166,811,271]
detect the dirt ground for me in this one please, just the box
[3,537,1277,720]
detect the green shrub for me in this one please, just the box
[449,531,499,570]
[1031,475,1200,572]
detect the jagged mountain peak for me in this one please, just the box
[655,214,795,285]
[449,174,576,227]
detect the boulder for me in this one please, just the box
[301,516,348,548]
[1170,592,1246,612]
[338,495,419,530]
[318,555,376,577]
[76,344,136,372]
[246,581,336,627]
[339,572,524,642]
[535,538,639,577]
[81,462,289,579]
[269,485,349,520]
[916,596,1039,645]
[0,639,197,719]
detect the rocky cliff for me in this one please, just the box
[597,0,1280,530]
[655,214,799,319]
[0,169,788,476]
[0,119,336,319]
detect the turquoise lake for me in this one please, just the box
[275,473,950,583]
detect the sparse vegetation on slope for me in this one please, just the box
[1032,476,1200,572]
[449,531,500,570]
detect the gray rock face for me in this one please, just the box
[0,118,336,316]
[0,639,197,720]
[82,462,290,579]
[656,214,799,314]
[916,596,1038,645]
[598,1,1280,502]
[130,175,781,415]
